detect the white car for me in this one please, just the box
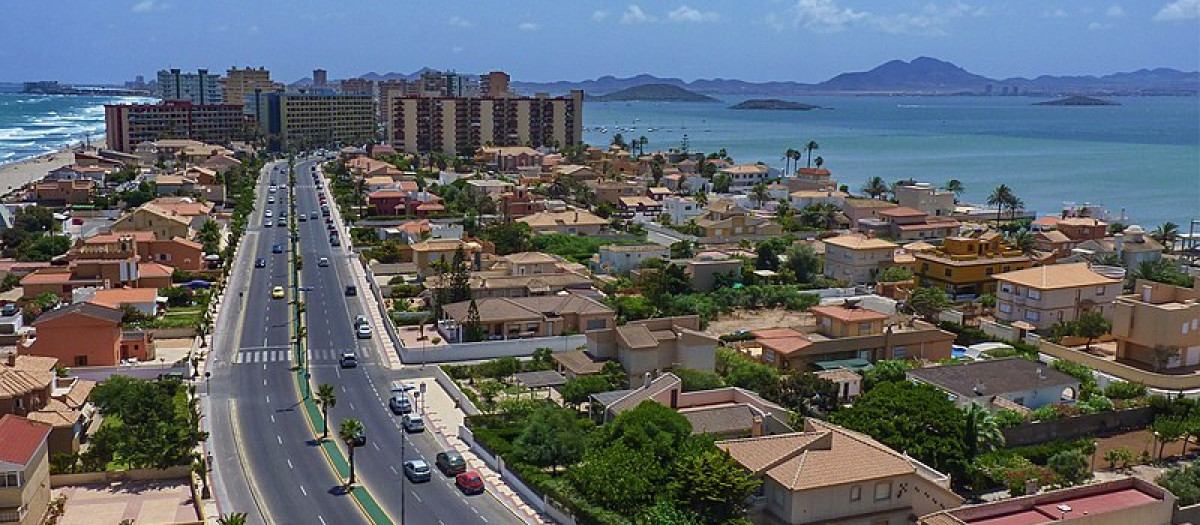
[356,324,372,339]
[264,210,273,218]
[264,219,273,227]
[317,257,330,267]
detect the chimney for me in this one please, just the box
[5,353,15,367]
[1114,233,1124,257]
[642,372,652,389]
[750,416,764,437]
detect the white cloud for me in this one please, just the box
[131,0,167,13]
[591,10,610,22]
[668,5,719,23]
[247,24,261,35]
[517,22,540,31]
[448,16,473,28]
[452,46,464,54]
[1087,21,1111,30]
[775,0,982,35]
[1153,0,1200,21]
[1105,5,1126,17]
[620,5,656,24]
[1042,8,1069,18]
[785,0,869,32]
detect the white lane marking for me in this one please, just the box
[412,492,422,503]
[265,395,270,403]
[270,414,275,423]
[372,442,379,451]
[263,379,267,386]
[341,385,346,393]
[318,516,327,525]
[349,402,355,411]
[472,507,479,514]
[287,459,293,469]
[480,517,488,523]
[276,435,282,445]
[299,485,307,496]
[390,465,397,474]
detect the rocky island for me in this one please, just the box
[730,99,822,110]
[587,84,719,102]
[1033,95,1120,106]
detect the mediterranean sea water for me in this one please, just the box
[583,96,1200,229]
[0,93,150,164]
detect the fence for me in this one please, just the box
[1001,407,1155,447]
[1039,340,1200,393]
[459,425,577,525]
[50,465,192,487]
[979,319,1022,342]
[400,334,589,363]
[433,365,481,416]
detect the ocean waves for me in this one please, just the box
[0,93,150,166]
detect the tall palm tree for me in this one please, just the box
[861,176,889,200]
[789,149,803,173]
[1006,196,1025,221]
[943,179,965,201]
[963,403,1005,460]
[805,140,819,167]
[813,156,824,170]
[987,184,1014,224]
[750,182,770,208]
[637,136,648,156]
[1153,222,1180,252]
[338,418,365,486]
[315,383,337,440]
[782,148,797,174]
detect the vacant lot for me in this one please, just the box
[706,308,815,337]
[53,479,197,525]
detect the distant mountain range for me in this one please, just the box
[330,57,1198,97]
[585,84,718,102]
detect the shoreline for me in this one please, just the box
[0,133,107,194]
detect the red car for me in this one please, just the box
[455,471,484,495]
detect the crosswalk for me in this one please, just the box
[232,347,352,365]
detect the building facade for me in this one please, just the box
[104,101,245,152]
[385,91,583,155]
[156,68,222,104]
[914,232,1032,298]
[993,263,1122,331]
[822,235,905,285]
[1112,279,1200,370]
[0,415,52,525]
[223,67,274,107]
[254,93,376,151]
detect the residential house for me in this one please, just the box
[917,477,1173,525]
[81,232,205,271]
[858,206,960,241]
[993,263,1122,331]
[0,414,52,525]
[465,179,515,199]
[410,239,483,277]
[1111,279,1200,370]
[719,163,772,186]
[907,358,1079,412]
[367,190,408,216]
[586,316,718,382]
[33,179,95,206]
[662,195,706,225]
[894,182,956,217]
[788,189,847,211]
[477,146,544,173]
[25,302,154,367]
[822,235,913,286]
[718,418,962,525]
[1056,217,1108,241]
[592,244,669,275]
[840,198,898,227]
[786,167,838,192]
[914,231,1032,298]
[498,187,545,220]
[1033,230,1077,263]
[198,154,241,174]
[751,301,955,371]
[617,195,662,219]
[21,241,165,299]
[0,354,96,456]
[87,288,160,317]
[585,180,645,206]
[685,253,743,292]
[646,186,672,201]
[45,165,110,184]
[516,210,607,236]
[1064,225,1164,269]
[438,295,615,343]
[815,368,862,403]
[110,200,207,240]
[694,200,782,242]
[552,164,599,181]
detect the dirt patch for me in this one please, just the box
[1092,428,1196,471]
[705,308,815,337]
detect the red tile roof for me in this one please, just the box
[0,414,51,466]
[878,206,928,218]
[809,305,888,323]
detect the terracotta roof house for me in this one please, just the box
[0,414,53,525]
[0,353,95,457]
[438,295,615,343]
[993,263,1122,331]
[857,206,961,241]
[907,358,1079,412]
[87,287,160,317]
[591,371,794,436]
[917,477,1172,525]
[25,303,154,367]
[586,316,718,383]
[516,210,607,235]
[718,418,962,525]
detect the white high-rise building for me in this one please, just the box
[156,68,222,105]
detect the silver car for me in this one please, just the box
[404,459,431,482]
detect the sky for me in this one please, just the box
[0,0,1197,84]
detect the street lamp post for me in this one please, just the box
[204,371,211,396]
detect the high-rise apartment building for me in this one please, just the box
[480,71,511,98]
[340,78,375,96]
[104,100,245,152]
[385,90,583,155]
[255,93,375,151]
[312,69,328,87]
[224,67,274,107]
[156,68,222,104]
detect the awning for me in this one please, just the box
[812,358,873,371]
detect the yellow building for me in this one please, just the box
[223,67,274,107]
[914,231,1031,297]
[410,239,482,277]
[1112,279,1200,370]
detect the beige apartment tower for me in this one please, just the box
[385,90,583,155]
[258,93,376,151]
[224,67,273,107]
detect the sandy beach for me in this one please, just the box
[0,133,106,195]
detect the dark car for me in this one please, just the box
[455,471,484,495]
[339,350,358,368]
[435,451,466,476]
[0,303,18,317]
[272,244,284,254]
[254,257,267,268]
[344,285,357,296]
[329,236,341,247]
[403,460,431,483]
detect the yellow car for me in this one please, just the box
[271,286,285,299]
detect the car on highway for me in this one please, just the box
[264,219,273,227]
[264,210,273,218]
[317,257,329,267]
[344,285,357,296]
[435,451,466,476]
[267,196,275,204]
[388,394,412,415]
[279,210,288,218]
[271,286,285,299]
[339,350,357,368]
[354,315,368,328]
[310,212,319,219]
[254,257,266,268]
[276,220,285,227]
[269,185,277,193]
[298,214,306,222]
[403,460,432,483]
[401,414,425,433]
[272,244,284,254]
[329,235,341,246]
[356,324,372,339]
[455,471,485,495]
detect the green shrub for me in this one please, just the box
[994,409,1027,428]
[1103,381,1147,400]
[1079,395,1114,414]
[1158,465,1200,506]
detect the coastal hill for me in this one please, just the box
[1033,95,1120,106]
[585,84,718,102]
[816,57,992,92]
[730,99,821,110]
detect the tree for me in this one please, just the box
[675,368,725,392]
[560,375,619,408]
[1153,222,1180,252]
[448,247,472,304]
[1153,416,1188,460]
[1132,259,1194,288]
[963,403,1005,461]
[711,173,733,193]
[479,222,532,255]
[1076,311,1111,350]
[669,240,694,259]
[463,299,485,343]
[217,513,248,525]
[782,148,797,174]
[603,400,693,464]
[909,286,953,320]
[775,371,838,416]
[799,203,840,230]
[755,242,780,271]
[942,179,965,201]
[877,266,913,283]
[195,219,222,254]
[338,419,365,486]
[568,442,659,511]
[814,155,824,169]
[716,347,780,396]
[804,140,819,168]
[750,182,770,208]
[784,243,821,284]
[514,405,587,473]
[669,448,761,523]
[1047,449,1090,486]
[1007,230,1035,255]
[861,359,913,391]
[636,500,704,525]
[1158,465,1200,506]
[18,234,72,262]
[831,381,968,476]
[315,383,337,440]
[860,176,889,200]
[611,133,628,150]
[987,184,1015,224]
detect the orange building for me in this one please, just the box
[33,179,95,206]
[81,232,204,271]
[25,302,153,367]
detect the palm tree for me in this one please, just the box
[804,141,819,167]
[217,513,248,525]
[987,184,1014,224]
[861,176,889,200]
[943,179,965,201]
[782,148,798,174]
[963,403,1005,460]
[1008,230,1035,255]
[1153,222,1180,252]
[694,191,708,207]
[802,203,841,230]
[315,383,337,440]
[813,156,824,169]
[338,418,365,486]
[750,182,770,209]
[1006,196,1025,221]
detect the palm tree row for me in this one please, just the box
[986,184,1024,223]
[781,141,821,174]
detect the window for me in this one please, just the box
[985,267,994,275]
[1096,286,1106,296]
[874,481,892,501]
[1025,310,1041,322]
[998,302,1012,314]
[850,485,862,501]
[944,268,952,277]
[585,318,608,330]
[1028,289,1042,300]
[858,322,872,333]
[893,346,907,359]
[1000,283,1013,294]
[0,472,20,488]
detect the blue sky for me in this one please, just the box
[1,0,1197,84]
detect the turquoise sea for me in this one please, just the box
[0,93,151,164]
[583,96,1200,229]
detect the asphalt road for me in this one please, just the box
[296,159,520,525]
